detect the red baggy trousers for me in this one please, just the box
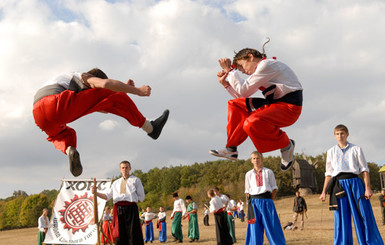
[33,88,146,154]
[226,98,302,153]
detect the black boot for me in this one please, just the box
[148,109,170,140]
[68,146,82,177]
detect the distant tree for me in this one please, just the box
[368,162,381,191]
[19,194,49,227]
[0,196,26,229]
[12,190,28,197]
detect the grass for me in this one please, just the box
[1,194,384,244]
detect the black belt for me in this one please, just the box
[250,192,272,199]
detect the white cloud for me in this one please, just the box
[99,119,121,131]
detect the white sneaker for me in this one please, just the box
[209,148,238,161]
[280,139,295,171]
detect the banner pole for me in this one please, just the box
[93,178,101,245]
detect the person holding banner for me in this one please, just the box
[33,68,170,177]
[38,208,49,245]
[93,160,145,245]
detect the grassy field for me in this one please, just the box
[1,194,384,244]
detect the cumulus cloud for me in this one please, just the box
[1,0,385,198]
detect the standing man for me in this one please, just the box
[93,160,145,245]
[380,190,385,225]
[245,151,286,245]
[208,189,233,245]
[184,195,200,242]
[33,68,169,177]
[319,124,383,245]
[38,208,49,245]
[171,192,186,243]
[292,191,307,231]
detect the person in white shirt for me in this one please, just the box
[237,199,245,222]
[319,124,383,245]
[209,40,302,172]
[93,160,145,245]
[33,68,169,177]
[226,195,237,243]
[140,207,158,243]
[245,151,285,245]
[208,189,233,245]
[157,207,167,243]
[38,208,49,245]
[170,192,186,243]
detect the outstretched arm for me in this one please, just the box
[84,74,151,97]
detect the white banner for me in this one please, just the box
[44,179,112,245]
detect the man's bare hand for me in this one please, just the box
[218,58,232,72]
[126,79,135,86]
[137,85,151,96]
[217,70,229,87]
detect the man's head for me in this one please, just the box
[159,206,164,212]
[232,48,264,75]
[334,124,349,146]
[207,189,215,198]
[185,195,192,203]
[214,187,220,196]
[146,207,151,212]
[296,191,300,197]
[251,151,263,170]
[120,161,131,179]
[87,68,108,79]
[172,192,179,200]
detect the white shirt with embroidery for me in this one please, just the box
[245,167,278,195]
[325,142,369,177]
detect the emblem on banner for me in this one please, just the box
[59,193,94,234]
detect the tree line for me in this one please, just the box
[0,154,382,230]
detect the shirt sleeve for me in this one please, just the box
[325,148,333,176]
[268,170,278,191]
[244,171,250,194]
[136,178,145,202]
[356,146,369,173]
[209,199,215,213]
[226,61,278,98]
[181,200,187,215]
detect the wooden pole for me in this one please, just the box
[93,178,100,245]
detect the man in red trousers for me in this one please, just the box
[33,68,169,177]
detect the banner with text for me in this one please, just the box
[44,179,112,244]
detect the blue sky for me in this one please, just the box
[1,0,385,198]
